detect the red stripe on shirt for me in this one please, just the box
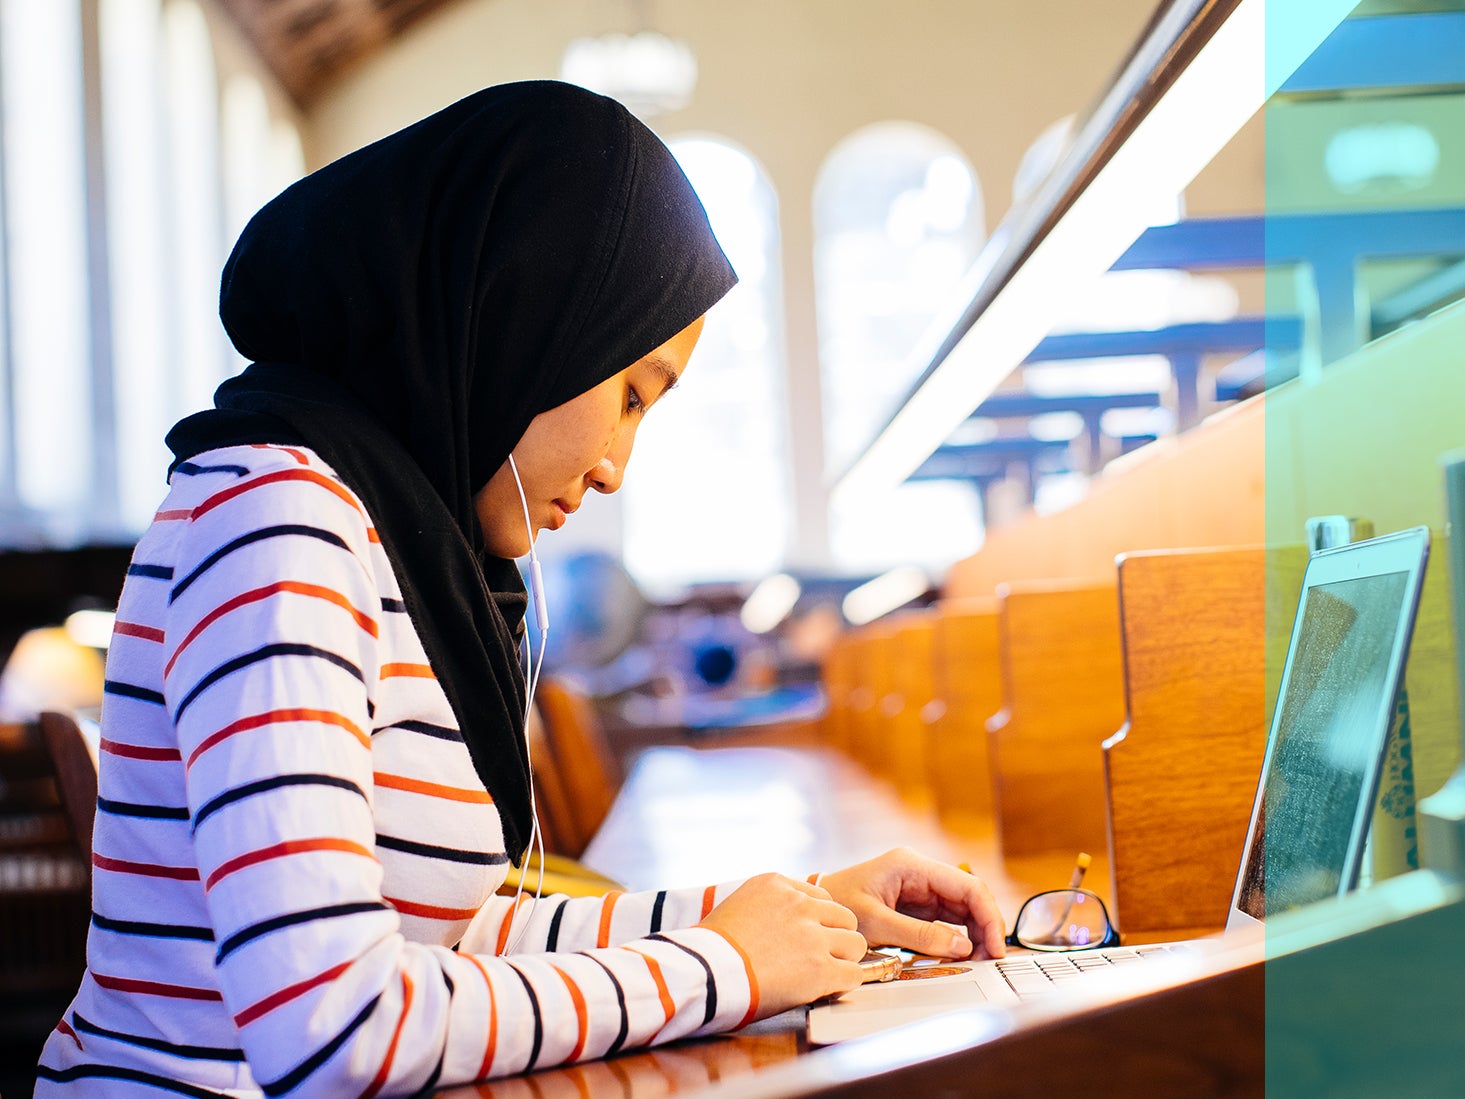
[166,580,378,677]
[93,853,199,881]
[100,738,181,762]
[235,960,352,1028]
[205,837,375,892]
[187,708,369,772]
[700,885,717,920]
[55,1018,82,1050]
[191,467,362,522]
[386,896,480,922]
[152,508,193,522]
[359,971,413,1099]
[113,620,165,643]
[92,971,222,1001]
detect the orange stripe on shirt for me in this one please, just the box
[100,738,181,762]
[249,443,312,465]
[367,528,381,544]
[626,948,676,1036]
[386,896,480,922]
[187,708,369,772]
[191,467,362,522]
[235,960,352,1028]
[113,620,165,643]
[548,964,590,1064]
[700,885,717,920]
[464,954,499,1079]
[597,891,625,949]
[700,926,761,1028]
[93,853,199,881]
[380,662,435,680]
[205,837,374,892]
[374,771,492,804]
[493,895,532,955]
[359,971,414,1099]
[166,580,378,676]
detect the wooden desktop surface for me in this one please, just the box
[437,744,1111,1098]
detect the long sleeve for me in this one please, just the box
[37,445,756,1097]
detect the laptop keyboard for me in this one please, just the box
[996,944,1192,999]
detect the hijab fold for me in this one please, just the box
[167,81,737,861]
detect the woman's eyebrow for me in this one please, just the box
[645,355,681,400]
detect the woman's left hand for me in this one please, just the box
[818,848,1007,960]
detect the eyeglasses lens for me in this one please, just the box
[1014,889,1111,950]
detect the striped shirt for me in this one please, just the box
[37,444,757,1097]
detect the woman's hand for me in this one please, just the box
[818,848,1006,960]
[699,873,868,1019]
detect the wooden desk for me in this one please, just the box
[439,745,1111,1098]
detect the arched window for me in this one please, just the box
[0,0,92,541]
[619,136,790,594]
[162,0,228,423]
[814,122,986,571]
[102,0,175,531]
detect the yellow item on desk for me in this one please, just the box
[497,850,623,898]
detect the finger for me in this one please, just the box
[829,927,868,962]
[866,910,975,958]
[789,878,834,901]
[812,898,859,931]
[916,863,1007,958]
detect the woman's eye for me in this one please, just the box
[627,387,646,414]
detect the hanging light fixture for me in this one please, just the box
[559,2,696,118]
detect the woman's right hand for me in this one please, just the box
[699,873,867,1019]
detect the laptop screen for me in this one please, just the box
[1235,568,1411,921]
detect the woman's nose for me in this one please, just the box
[588,454,623,494]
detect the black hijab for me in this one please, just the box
[166,81,737,862]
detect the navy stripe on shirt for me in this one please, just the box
[587,954,631,1056]
[35,1063,229,1097]
[96,797,190,821]
[216,901,389,964]
[174,642,366,722]
[175,461,249,477]
[72,1011,245,1062]
[375,834,508,866]
[506,963,544,1073]
[171,524,353,604]
[92,911,215,942]
[127,563,175,580]
[259,992,382,1097]
[194,773,367,832]
[650,934,717,1026]
[104,680,165,706]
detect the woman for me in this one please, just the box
[37,81,1002,1095]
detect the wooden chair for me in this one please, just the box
[0,714,91,1076]
[1105,548,1272,939]
[39,711,97,863]
[881,611,938,809]
[927,598,1002,831]
[988,579,1126,859]
[533,677,621,859]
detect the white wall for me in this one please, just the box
[301,0,1248,568]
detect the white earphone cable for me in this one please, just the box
[505,454,547,954]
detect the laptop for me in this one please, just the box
[808,525,1431,1044]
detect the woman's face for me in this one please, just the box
[475,314,706,558]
